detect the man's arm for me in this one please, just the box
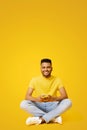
[25,87,42,102]
[55,87,68,101]
[47,87,68,102]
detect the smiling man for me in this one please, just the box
[41,59,52,78]
[20,58,72,125]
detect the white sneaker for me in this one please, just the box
[26,117,42,125]
[53,116,62,124]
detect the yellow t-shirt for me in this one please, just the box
[28,75,64,97]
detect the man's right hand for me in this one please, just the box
[35,95,49,102]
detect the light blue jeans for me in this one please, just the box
[20,99,72,123]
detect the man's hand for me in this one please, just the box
[40,95,56,102]
[40,95,49,102]
[35,95,49,102]
[34,95,57,102]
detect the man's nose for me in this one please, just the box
[44,68,48,71]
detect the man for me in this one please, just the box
[20,58,72,125]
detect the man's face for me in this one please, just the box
[40,62,52,78]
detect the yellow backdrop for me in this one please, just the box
[0,0,87,130]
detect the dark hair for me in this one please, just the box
[40,58,52,64]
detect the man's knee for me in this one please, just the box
[64,98,72,107]
[20,100,26,109]
[61,98,72,108]
[20,100,33,109]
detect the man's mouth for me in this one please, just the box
[44,71,49,74]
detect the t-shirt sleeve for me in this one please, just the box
[58,78,64,89]
[28,78,35,89]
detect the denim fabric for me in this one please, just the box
[20,99,72,123]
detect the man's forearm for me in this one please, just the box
[54,95,68,101]
[25,95,38,102]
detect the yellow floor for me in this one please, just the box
[20,108,87,130]
[0,105,87,130]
